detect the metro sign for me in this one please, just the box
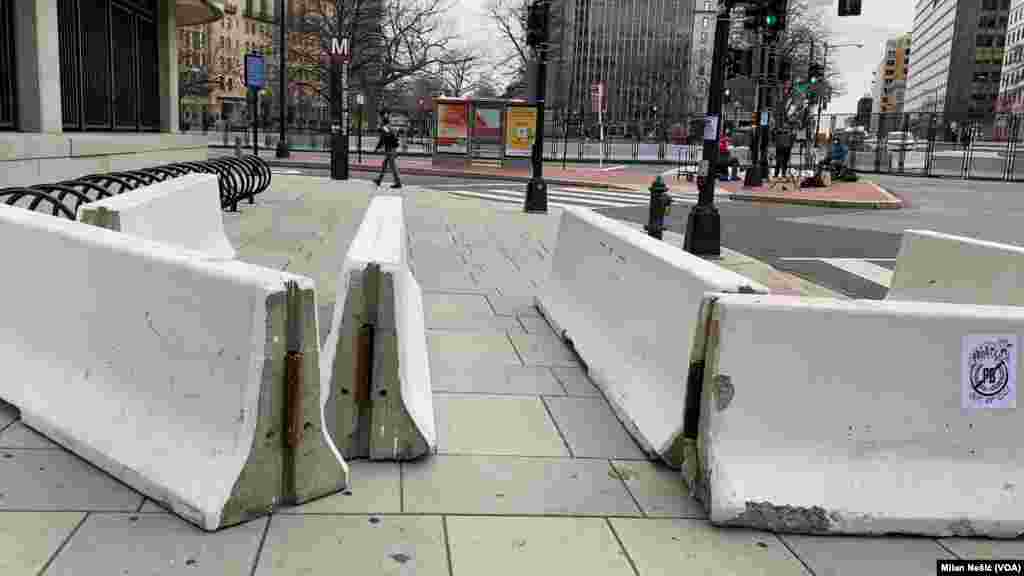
[330,37,350,63]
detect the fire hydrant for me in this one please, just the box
[644,176,673,240]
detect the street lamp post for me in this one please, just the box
[682,0,733,256]
[276,0,290,158]
[814,41,862,146]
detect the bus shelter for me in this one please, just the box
[432,98,537,169]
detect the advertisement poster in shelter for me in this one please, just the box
[505,106,536,157]
[436,101,468,154]
[472,106,503,158]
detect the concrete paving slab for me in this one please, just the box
[939,537,1024,559]
[508,333,581,367]
[542,397,647,460]
[0,422,59,449]
[427,331,523,367]
[0,450,143,511]
[611,518,811,576]
[402,455,641,516]
[446,516,635,576]
[254,515,448,576]
[780,534,953,576]
[45,513,266,575]
[433,394,569,457]
[431,365,566,396]
[487,294,542,317]
[0,399,16,430]
[423,292,524,332]
[518,315,560,338]
[610,460,706,519]
[549,366,601,397]
[0,511,84,575]
[282,460,400,515]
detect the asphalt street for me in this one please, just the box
[267,166,1024,300]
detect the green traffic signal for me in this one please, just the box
[765,14,777,26]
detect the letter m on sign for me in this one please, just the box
[331,37,350,63]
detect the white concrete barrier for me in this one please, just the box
[0,204,347,531]
[888,229,1024,306]
[535,207,769,466]
[690,293,1024,538]
[322,195,435,460]
[78,173,236,260]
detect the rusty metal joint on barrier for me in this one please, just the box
[285,351,304,449]
[284,281,305,450]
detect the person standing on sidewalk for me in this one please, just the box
[373,116,402,189]
[774,126,793,177]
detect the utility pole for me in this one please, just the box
[276,0,290,158]
[524,0,550,213]
[745,39,767,187]
[682,0,733,256]
[815,41,827,150]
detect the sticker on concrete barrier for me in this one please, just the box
[963,334,1017,409]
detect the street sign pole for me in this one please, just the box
[329,35,350,180]
[683,0,731,257]
[245,53,266,158]
[524,0,549,214]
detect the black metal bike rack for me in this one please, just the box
[0,155,272,220]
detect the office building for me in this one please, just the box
[870,33,910,115]
[904,0,1009,119]
[549,0,695,130]
[997,0,1024,112]
[1,0,224,188]
[690,0,715,115]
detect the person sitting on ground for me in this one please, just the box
[829,136,848,173]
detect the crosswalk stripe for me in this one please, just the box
[443,186,707,209]
[496,188,650,204]
[778,257,894,288]
[487,189,637,208]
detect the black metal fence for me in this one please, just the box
[192,109,1024,182]
[0,155,271,220]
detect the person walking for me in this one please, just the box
[373,116,402,189]
[774,126,793,177]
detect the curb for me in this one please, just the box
[726,193,904,209]
[726,180,904,210]
[262,160,641,192]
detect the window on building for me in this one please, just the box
[702,17,708,28]
[700,32,707,42]
[1003,0,1011,10]
[977,34,994,47]
[983,0,996,11]
[57,0,159,131]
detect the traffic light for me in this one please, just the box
[838,0,862,16]
[526,0,549,49]
[808,62,823,84]
[764,0,787,32]
[726,48,754,77]
[743,4,763,30]
[779,58,792,81]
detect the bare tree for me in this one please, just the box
[288,0,468,129]
[767,0,841,131]
[435,48,484,96]
[483,0,530,79]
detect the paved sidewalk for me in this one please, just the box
[211,149,902,209]
[0,176,993,575]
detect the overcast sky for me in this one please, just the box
[449,0,916,113]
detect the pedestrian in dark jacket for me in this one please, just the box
[774,127,793,177]
[373,116,402,189]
